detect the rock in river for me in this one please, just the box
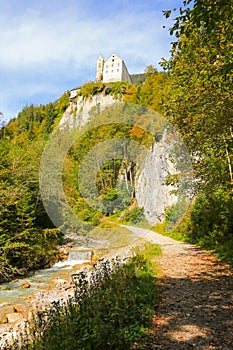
[20,282,31,289]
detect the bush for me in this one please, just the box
[187,186,233,263]
[123,207,145,224]
[81,82,105,98]
[78,208,102,226]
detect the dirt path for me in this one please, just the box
[125,226,233,350]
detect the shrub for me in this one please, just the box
[186,186,233,263]
[123,207,145,224]
[5,244,160,350]
[78,208,102,226]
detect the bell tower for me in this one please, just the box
[96,54,104,82]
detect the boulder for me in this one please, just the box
[54,278,67,286]
[20,282,31,289]
[0,305,14,324]
[6,312,24,324]
[0,313,8,324]
[57,246,69,261]
[13,304,28,315]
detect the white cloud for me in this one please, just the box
[0,0,178,119]
[0,5,171,70]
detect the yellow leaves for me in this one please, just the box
[123,85,137,103]
[129,125,153,148]
[145,65,158,76]
[129,126,146,142]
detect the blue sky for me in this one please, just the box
[0,0,183,121]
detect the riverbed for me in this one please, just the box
[0,246,93,324]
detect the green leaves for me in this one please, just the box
[187,187,233,263]
[164,21,233,190]
[0,95,70,281]
[162,0,233,261]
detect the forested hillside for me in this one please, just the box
[0,93,70,281]
[0,76,167,281]
[0,0,232,283]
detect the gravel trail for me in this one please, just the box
[125,226,233,350]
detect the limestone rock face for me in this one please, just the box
[135,131,178,226]
[59,94,119,129]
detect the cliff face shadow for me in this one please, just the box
[140,245,233,349]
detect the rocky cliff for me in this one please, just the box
[135,130,177,225]
[59,94,178,225]
[59,94,119,128]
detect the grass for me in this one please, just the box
[152,220,233,266]
[5,243,161,350]
[88,224,139,248]
[151,222,188,242]
[107,208,151,230]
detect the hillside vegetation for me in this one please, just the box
[0,74,168,281]
[0,0,232,283]
[0,93,70,282]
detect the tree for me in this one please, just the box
[0,93,70,281]
[162,0,233,190]
[162,0,233,261]
[124,66,170,113]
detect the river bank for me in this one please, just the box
[0,231,142,348]
[0,245,95,347]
